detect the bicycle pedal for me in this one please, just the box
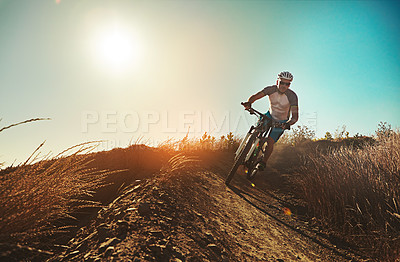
[255,161,266,171]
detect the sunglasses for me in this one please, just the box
[279,81,291,86]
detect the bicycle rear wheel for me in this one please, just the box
[225,132,257,185]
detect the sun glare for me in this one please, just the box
[93,25,142,73]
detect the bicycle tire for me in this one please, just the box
[225,132,257,185]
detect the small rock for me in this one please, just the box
[204,232,214,243]
[149,244,166,255]
[116,220,130,239]
[104,246,114,257]
[150,230,164,238]
[116,220,129,229]
[207,244,220,254]
[97,224,112,241]
[194,211,203,217]
[99,237,120,252]
[158,238,168,245]
[205,232,213,237]
[138,202,151,215]
[172,246,184,258]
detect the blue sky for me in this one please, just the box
[0,0,399,165]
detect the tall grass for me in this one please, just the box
[297,132,400,260]
[0,143,110,257]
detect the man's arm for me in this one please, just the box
[248,91,266,104]
[287,106,299,125]
[243,91,266,109]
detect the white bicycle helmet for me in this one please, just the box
[278,71,293,82]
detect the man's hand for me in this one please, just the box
[282,122,291,130]
[242,101,252,110]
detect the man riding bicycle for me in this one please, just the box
[242,71,298,171]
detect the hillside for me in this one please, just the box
[2,138,397,261]
[35,141,374,262]
[49,151,365,262]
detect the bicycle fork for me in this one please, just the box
[234,126,254,161]
[245,137,260,163]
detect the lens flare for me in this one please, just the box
[283,207,292,216]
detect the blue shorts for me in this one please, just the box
[258,111,287,143]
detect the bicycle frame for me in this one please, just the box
[226,104,287,185]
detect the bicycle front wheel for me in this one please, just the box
[225,132,258,185]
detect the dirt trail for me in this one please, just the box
[50,154,366,262]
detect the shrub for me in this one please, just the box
[324,131,333,141]
[375,121,393,140]
[334,125,349,140]
[279,125,315,145]
[159,132,240,152]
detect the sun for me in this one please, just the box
[93,25,142,73]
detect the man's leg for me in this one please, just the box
[256,136,275,171]
[263,136,275,163]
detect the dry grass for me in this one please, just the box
[162,153,201,174]
[157,132,239,153]
[0,142,110,257]
[296,132,400,260]
[85,144,171,205]
[0,118,51,133]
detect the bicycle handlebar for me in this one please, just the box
[241,102,271,120]
[241,102,290,130]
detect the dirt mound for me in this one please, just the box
[51,170,232,261]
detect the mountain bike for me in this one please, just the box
[225,103,290,185]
